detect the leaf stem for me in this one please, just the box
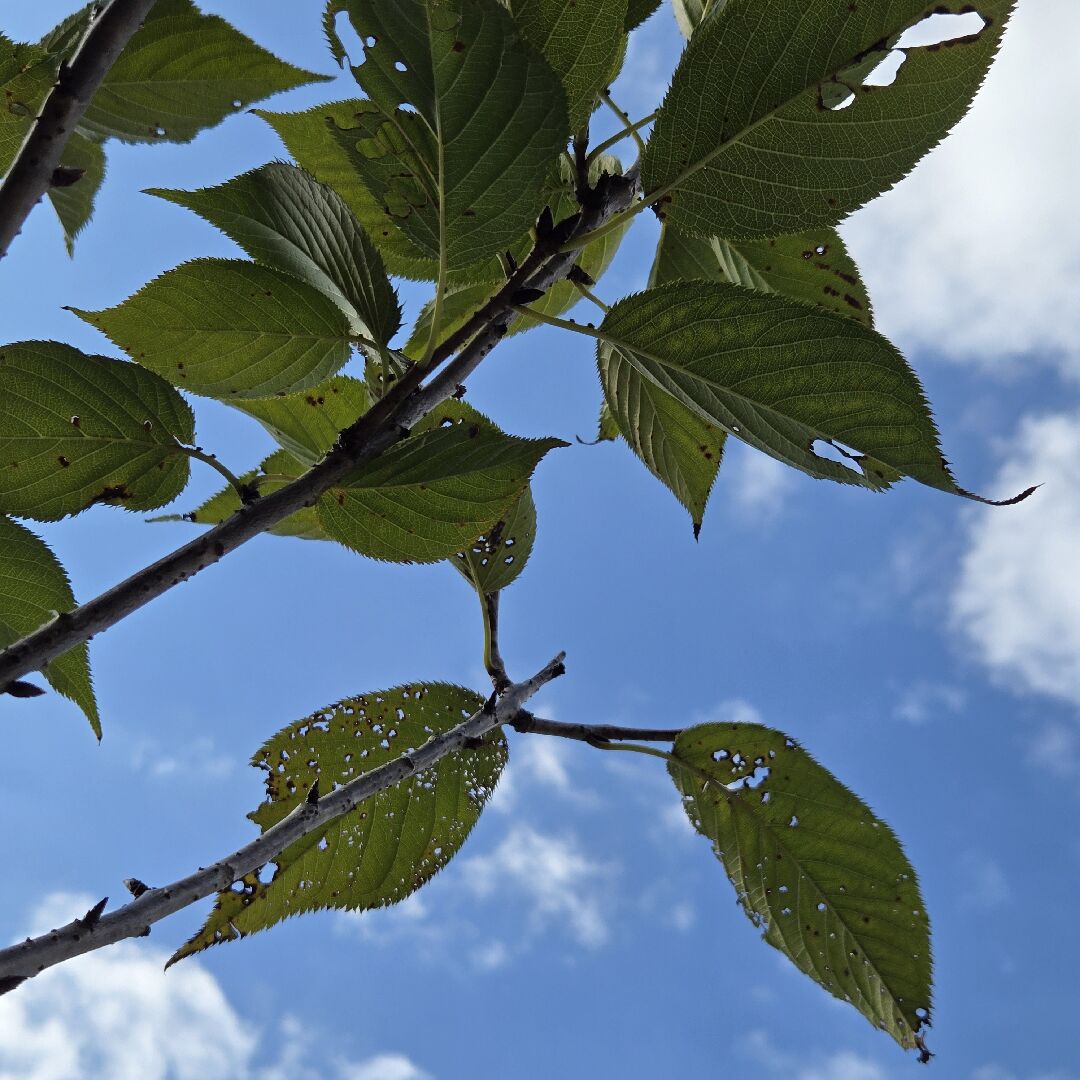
[480,590,510,691]
[511,305,607,340]
[571,281,610,312]
[179,445,250,499]
[599,92,649,159]
[587,108,658,164]
[511,712,683,745]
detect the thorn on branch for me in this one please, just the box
[483,689,499,714]
[0,976,27,997]
[78,897,108,931]
[567,264,596,288]
[535,205,555,238]
[237,481,261,506]
[547,212,582,248]
[512,287,545,305]
[306,780,320,805]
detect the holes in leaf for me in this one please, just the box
[810,439,866,477]
[394,60,408,73]
[788,815,799,828]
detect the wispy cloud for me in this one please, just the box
[893,682,965,726]
[741,1029,890,1080]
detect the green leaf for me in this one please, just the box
[318,423,564,563]
[406,155,629,357]
[597,222,728,534]
[672,0,725,38]
[255,100,440,281]
[79,0,329,145]
[451,486,537,594]
[0,341,194,521]
[152,449,328,542]
[625,0,662,31]
[651,224,873,327]
[147,163,402,345]
[502,0,628,129]
[598,282,1031,503]
[37,4,95,58]
[0,34,54,176]
[668,722,931,1053]
[73,259,354,401]
[231,376,370,468]
[169,683,506,963]
[599,339,724,535]
[46,133,107,256]
[0,515,100,737]
[332,0,569,270]
[643,0,1014,238]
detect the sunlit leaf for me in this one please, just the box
[46,133,106,256]
[78,0,330,144]
[502,0,628,129]
[332,0,569,270]
[669,721,931,1054]
[0,515,99,737]
[651,223,873,327]
[450,486,537,594]
[231,376,369,468]
[0,341,194,521]
[169,682,505,963]
[643,0,1014,238]
[73,259,353,401]
[599,282,1031,503]
[0,34,53,176]
[148,163,401,344]
[319,423,564,563]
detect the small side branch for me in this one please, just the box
[511,711,683,745]
[0,0,159,259]
[0,652,566,990]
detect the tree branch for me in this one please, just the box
[511,711,683,745]
[0,171,639,690]
[0,652,567,992]
[0,0,158,260]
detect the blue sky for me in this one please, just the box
[1,2,1078,1078]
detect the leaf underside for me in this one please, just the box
[0,515,100,736]
[669,722,931,1052]
[170,683,506,964]
[0,341,194,521]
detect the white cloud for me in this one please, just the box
[742,1029,889,1080]
[489,731,596,814]
[696,698,765,727]
[128,734,233,782]
[951,413,1080,708]
[841,0,1080,376]
[0,894,430,1080]
[723,445,798,523]
[469,940,511,973]
[459,824,615,948]
[893,682,965,726]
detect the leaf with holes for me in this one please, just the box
[331,0,569,271]
[231,376,370,468]
[73,259,354,401]
[319,424,563,563]
[0,515,100,737]
[668,722,932,1055]
[46,132,107,256]
[0,34,54,176]
[598,282,1033,504]
[0,341,194,521]
[451,486,537,593]
[651,224,873,327]
[405,155,629,357]
[501,0,628,129]
[76,0,329,145]
[150,449,328,542]
[643,0,1014,238]
[148,164,402,345]
[169,683,506,963]
[256,100,439,281]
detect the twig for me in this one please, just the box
[0,652,567,990]
[0,0,159,260]
[511,711,683,745]
[0,171,639,690]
